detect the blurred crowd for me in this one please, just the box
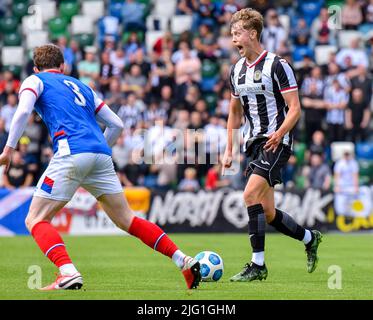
[0,0,372,194]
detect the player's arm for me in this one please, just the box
[265,59,301,152]
[95,103,124,147]
[0,89,37,170]
[222,96,242,170]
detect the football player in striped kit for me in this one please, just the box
[222,8,322,282]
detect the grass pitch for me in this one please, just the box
[0,233,372,300]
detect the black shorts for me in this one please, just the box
[244,138,292,187]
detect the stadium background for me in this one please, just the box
[0,0,372,236]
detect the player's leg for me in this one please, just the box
[97,193,201,289]
[262,188,322,273]
[24,153,89,290]
[230,173,269,282]
[25,196,83,290]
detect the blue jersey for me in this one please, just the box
[22,72,111,156]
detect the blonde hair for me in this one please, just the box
[230,8,264,41]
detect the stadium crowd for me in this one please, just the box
[0,0,372,193]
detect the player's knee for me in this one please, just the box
[243,188,261,206]
[25,215,39,232]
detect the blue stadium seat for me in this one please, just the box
[299,0,324,26]
[292,45,314,62]
[109,2,123,22]
[356,142,373,160]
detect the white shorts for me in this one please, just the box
[34,152,123,201]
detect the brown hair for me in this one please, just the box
[33,44,64,71]
[230,8,264,40]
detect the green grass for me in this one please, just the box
[0,233,372,300]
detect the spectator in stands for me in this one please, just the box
[325,62,350,91]
[310,7,337,48]
[178,167,200,191]
[118,92,143,129]
[262,9,287,55]
[216,88,231,118]
[143,99,168,125]
[305,130,328,163]
[78,48,100,86]
[342,0,363,30]
[124,32,145,61]
[129,48,151,80]
[18,136,38,184]
[121,0,145,32]
[122,64,148,95]
[0,93,17,132]
[57,36,75,75]
[205,163,231,190]
[296,55,315,89]
[291,18,310,46]
[104,78,123,113]
[159,85,175,118]
[219,0,240,25]
[153,31,175,56]
[149,50,174,97]
[365,0,373,24]
[23,112,43,165]
[346,88,371,143]
[99,51,114,96]
[192,0,221,32]
[336,37,369,69]
[3,150,33,189]
[283,154,297,188]
[349,65,372,106]
[177,0,198,15]
[301,66,324,97]
[301,82,326,144]
[333,151,359,216]
[110,46,127,77]
[175,41,202,85]
[0,118,8,153]
[303,153,331,191]
[0,71,20,104]
[193,23,221,61]
[324,79,349,142]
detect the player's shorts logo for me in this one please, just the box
[41,176,54,194]
[254,70,262,81]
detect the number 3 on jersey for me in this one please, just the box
[63,80,86,107]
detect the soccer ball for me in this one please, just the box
[194,251,224,282]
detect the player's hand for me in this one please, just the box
[0,146,14,172]
[264,131,283,153]
[0,153,11,172]
[221,149,233,175]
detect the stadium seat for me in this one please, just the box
[315,45,337,65]
[356,142,373,160]
[145,30,165,53]
[71,15,94,35]
[1,46,24,66]
[170,15,193,35]
[3,65,22,77]
[292,46,314,63]
[109,2,123,22]
[12,2,29,21]
[338,30,363,48]
[330,141,355,162]
[153,0,177,17]
[298,0,323,26]
[59,1,80,23]
[122,31,144,44]
[26,30,49,50]
[73,33,95,47]
[82,1,105,22]
[202,60,219,78]
[3,32,22,46]
[278,14,290,36]
[0,17,18,34]
[146,15,169,31]
[34,0,57,23]
[203,92,218,112]
[358,160,373,177]
[293,142,306,166]
[48,17,68,34]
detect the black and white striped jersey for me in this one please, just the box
[229,50,298,151]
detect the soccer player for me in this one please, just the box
[0,44,201,290]
[222,8,322,282]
